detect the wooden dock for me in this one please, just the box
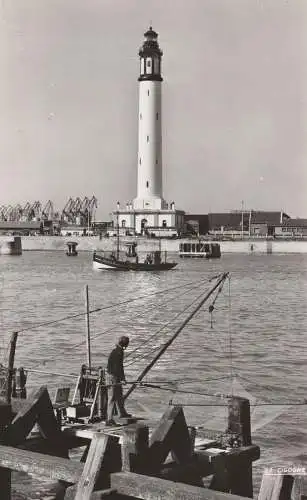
[1,380,295,500]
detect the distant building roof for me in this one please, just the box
[250,211,290,225]
[208,213,241,230]
[282,218,307,228]
[208,211,290,229]
[184,211,291,232]
[0,221,42,230]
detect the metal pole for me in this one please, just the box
[85,285,91,369]
[241,200,244,240]
[124,272,229,400]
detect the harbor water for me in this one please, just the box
[1,251,307,497]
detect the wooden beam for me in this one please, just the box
[258,474,294,500]
[4,386,59,445]
[0,444,82,483]
[70,433,111,500]
[0,402,12,500]
[110,471,248,500]
[149,405,192,469]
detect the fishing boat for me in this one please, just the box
[179,241,221,258]
[93,248,177,271]
[93,225,177,271]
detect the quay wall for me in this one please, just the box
[1,236,307,254]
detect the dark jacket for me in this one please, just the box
[107,345,125,381]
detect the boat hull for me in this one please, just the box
[93,254,177,271]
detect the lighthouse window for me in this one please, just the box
[147,89,150,96]
[147,135,149,142]
[139,157,142,165]
[156,112,159,120]
[154,58,159,74]
[146,59,151,68]
[146,181,149,188]
[140,113,142,120]
[121,220,126,228]
[162,220,167,227]
[156,159,158,164]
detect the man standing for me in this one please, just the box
[105,336,131,426]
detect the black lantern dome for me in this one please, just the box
[138,26,163,82]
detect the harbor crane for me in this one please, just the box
[41,200,54,221]
[61,196,98,225]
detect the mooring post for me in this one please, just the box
[121,423,149,473]
[227,396,251,446]
[227,396,253,498]
[85,285,91,371]
[6,332,18,405]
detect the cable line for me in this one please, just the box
[14,277,213,335]
[124,272,229,400]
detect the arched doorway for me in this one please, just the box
[141,218,148,235]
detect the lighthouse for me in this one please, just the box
[113,27,185,237]
[133,26,163,210]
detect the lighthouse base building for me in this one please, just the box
[114,201,185,238]
[111,27,185,238]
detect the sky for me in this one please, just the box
[0,0,306,219]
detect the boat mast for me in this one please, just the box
[124,272,229,399]
[116,201,120,260]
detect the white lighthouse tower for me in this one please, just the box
[113,27,185,237]
[133,26,164,211]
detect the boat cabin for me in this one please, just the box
[125,242,138,258]
[66,241,78,256]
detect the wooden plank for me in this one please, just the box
[110,471,248,500]
[16,434,88,454]
[0,444,83,482]
[258,474,294,500]
[71,433,111,500]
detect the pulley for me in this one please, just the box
[209,304,214,328]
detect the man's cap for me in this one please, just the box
[118,336,129,347]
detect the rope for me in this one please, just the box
[125,274,230,368]
[13,277,213,335]
[27,277,213,374]
[136,382,307,406]
[21,369,307,407]
[72,276,211,351]
[125,283,213,366]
